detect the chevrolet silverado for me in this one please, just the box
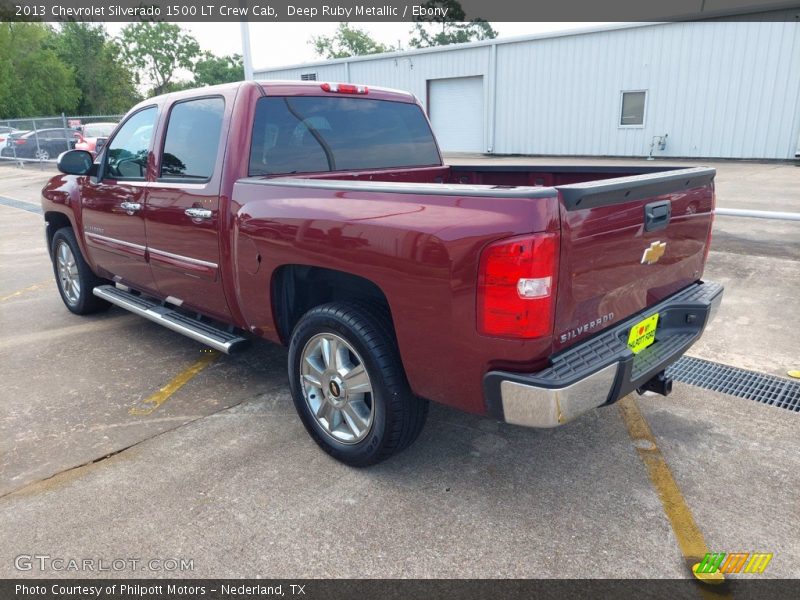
[42,80,722,466]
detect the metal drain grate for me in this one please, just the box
[666,356,800,412]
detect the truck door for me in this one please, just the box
[80,106,159,293]
[144,95,232,321]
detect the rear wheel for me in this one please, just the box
[35,148,50,161]
[51,228,110,315]
[288,302,428,467]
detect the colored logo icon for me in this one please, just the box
[692,552,773,583]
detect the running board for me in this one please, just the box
[93,285,249,354]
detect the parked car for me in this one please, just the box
[74,122,118,155]
[42,81,722,466]
[1,128,72,160]
[1,131,29,156]
[0,126,19,147]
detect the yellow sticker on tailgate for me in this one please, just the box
[627,313,659,354]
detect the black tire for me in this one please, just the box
[288,302,428,467]
[50,228,111,315]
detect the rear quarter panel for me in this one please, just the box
[232,181,560,415]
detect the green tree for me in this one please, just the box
[119,22,200,97]
[0,23,79,118]
[55,23,140,115]
[193,52,243,87]
[158,81,197,94]
[409,1,497,48]
[312,23,395,59]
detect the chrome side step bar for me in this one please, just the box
[93,285,249,354]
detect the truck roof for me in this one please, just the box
[258,80,417,103]
[128,80,418,114]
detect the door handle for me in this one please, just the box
[184,207,213,220]
[120,201,142,215]
[644,200,671,232]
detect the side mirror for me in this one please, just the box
[57,150,94,175]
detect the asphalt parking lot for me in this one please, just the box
[0,158,798,581]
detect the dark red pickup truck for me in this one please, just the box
[42,80,722,466]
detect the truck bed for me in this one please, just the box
[285,163,687,188]
[235,163,715,413]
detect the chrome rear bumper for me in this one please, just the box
[484,281,723,428]
[499,364,619,428]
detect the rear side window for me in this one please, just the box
[249,96,440,176]
[161,97,225,180]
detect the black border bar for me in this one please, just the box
[2,0,800,22]
[3,579,800,600]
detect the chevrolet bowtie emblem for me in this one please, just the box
[641,241,667,265]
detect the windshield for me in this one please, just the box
[249,96,441,175]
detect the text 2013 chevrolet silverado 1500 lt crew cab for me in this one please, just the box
[42,81,722,466]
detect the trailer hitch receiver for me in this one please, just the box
[637,370,673,397]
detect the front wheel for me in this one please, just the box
[51,228,110,315]
[288,302,428,467]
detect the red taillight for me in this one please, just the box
[15,139,26,145]
[477,232,559,338]
[320,82,368,94]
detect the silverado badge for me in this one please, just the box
[641,240,667,265]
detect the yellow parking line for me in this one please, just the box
[129,350,220,416]
[619,396,730,597]
[0,280,50,302]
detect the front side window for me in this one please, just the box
[84,123,117,138]
[105,107,157,180]
[249,96,441,176]
[160,97,225,180]
[620,91,646,126]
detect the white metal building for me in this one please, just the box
[255,20,800,160]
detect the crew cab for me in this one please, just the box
[42,81,722,466]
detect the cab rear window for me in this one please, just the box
[249,96,440,176]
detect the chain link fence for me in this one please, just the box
[0,113,124,167]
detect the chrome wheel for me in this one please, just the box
[55,241,80,306]
[35,148,50,161]
[300,333,374,444]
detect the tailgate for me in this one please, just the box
[553,167,715,352]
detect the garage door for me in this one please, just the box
[428,76,484,153]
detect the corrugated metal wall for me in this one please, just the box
[258,45,491,107]
[256,21,800,159]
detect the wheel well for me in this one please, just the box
[272,265,393,343]
[44,212,72,253]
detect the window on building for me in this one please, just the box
[160,97,225,180]
[620,91,646,126]
[300,73,317,81]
